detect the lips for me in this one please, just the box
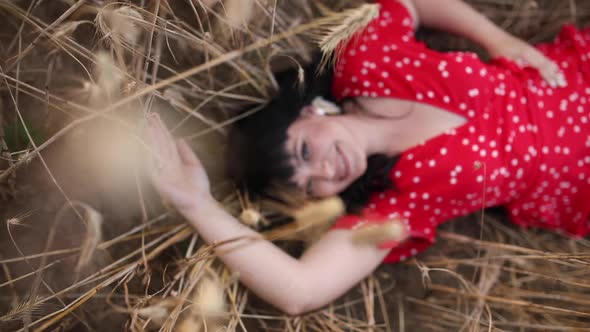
[335,143,350,181]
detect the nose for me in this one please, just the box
[310,160,335,180]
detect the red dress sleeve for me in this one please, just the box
[332,0,432,102]
[374,0,416,39]
[330,190,437,264]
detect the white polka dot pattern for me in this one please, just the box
[330,0,590,264]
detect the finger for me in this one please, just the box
[150,114,180,162]
[540,65,559,88]
[548,62,568,87]
[146,114,178,174]
[176,139,201,166]
[535,58,560,88]
[154,115,177,155]
[151,114,175,156]
[146,114,169,158]
[557,72,567,87]
[540,62,565,88]
[523,49,565,87]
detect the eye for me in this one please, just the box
[301,142,311,162]
[300,141,312,195]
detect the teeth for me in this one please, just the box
[335,144,346,180]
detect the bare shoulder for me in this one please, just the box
[354,97,415,118]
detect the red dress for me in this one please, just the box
[330,0,590,263]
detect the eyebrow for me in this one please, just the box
[289,135,307,189]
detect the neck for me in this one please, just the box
[337,110,415,157]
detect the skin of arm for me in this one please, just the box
[402,0,507,51]
[399,0,564,86]
[146,2,561,315]
[183,201,390,315]
[146,114,390,315]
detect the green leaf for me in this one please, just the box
[2,119,43,151]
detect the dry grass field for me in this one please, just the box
[1,0,590,331]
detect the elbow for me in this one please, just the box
[277,291,329,316]
[263,266,333,316]
[273,286,315,316]
[279,300,309,316]
[282,305,304,317]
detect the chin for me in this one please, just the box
[354,157,368,179]
[340,179,357,192]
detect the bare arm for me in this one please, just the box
[399,0,564,86]
[404,0,506,51]
[184,201,389,315]
[146,114,389,315]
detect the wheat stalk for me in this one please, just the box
[309,3,380,72]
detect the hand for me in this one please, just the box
[146,114,212,214]
[487,33,566,88]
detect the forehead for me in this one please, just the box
[285,115,309,153]
[286,114,308,135]
[287,112,328,137]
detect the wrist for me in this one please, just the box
[178,193,217,218]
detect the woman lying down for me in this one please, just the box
[147,0,590,315]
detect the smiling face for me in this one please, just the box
[286,106,368,198]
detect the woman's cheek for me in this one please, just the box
[316,181,340,198]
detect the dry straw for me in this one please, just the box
[351,220,407,245]
[95,5,143,46]
[0,0,590,331]
[309,3,380,71]
[261,196,345,242]
[223,0,256,29]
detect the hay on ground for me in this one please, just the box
[0,0,589,331]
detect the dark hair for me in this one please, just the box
[227,63,399,212]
